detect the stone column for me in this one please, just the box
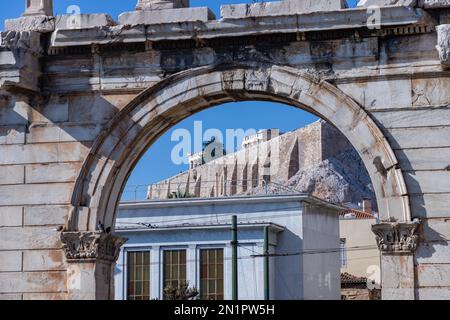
[23,0,53,16]
[5,0,54,32]
[135,0,189,10]
[372,220,420,300]
[61,232,127,300]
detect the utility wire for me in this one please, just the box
[116,250,378,268]
[119,244,381,268]
[238,244,380,257]
[116,202,352,229]
[117,206,302,228]
[238,244,381,263]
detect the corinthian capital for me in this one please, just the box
[61,231,127,263]
[372,220,420,254]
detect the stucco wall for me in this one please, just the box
[114,196,341,300]
[340,218,380,282]
[302,205,341,300]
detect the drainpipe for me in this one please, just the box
[264,226,270,300]
[231,215,238,300]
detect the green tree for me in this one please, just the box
[163,282,199,300]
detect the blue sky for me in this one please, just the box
[124,103,319,200]
[0,0,358,200]
[1,0,358,30]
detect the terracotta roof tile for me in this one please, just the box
[339,208,375,219]
[341,272,368,289]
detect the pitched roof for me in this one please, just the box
[341,272,368,289]
[339,208,375,219]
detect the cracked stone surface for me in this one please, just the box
[419,0,450,8]
[357,0,416,6]
[437,24,450,67]
[5,15,55,32]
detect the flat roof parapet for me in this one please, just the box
[118,7,215,25]
[48,6,435,49]
[119,194,345,211]
[357,0,416,7]
[221,0,347,19]
[5,15,55,33]
[57,14,116,30]
[358,0,450,9]
[4,0,450,34]
[136,0,190,11]
[5,13,116,32]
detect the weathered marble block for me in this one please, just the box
[0,31,42,91]
[221,0,346,19]
[136,0,189,10]
[437,24,450,67]
[119,7,215,25]
[55,14,115,30]
[419,0,450,8]
[5,15,55,32]
[357,0,416,6]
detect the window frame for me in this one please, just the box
[199,247,225,300]
[161,248,188,299]
[124,247,152,301]
[195,244,226,300]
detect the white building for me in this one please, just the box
[114,194,342,300]
[339,199,381,299]
[241,129,280,149]
[187,152,203,169]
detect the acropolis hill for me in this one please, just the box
[147,121,376,208]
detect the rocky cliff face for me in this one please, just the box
[248,149,376,209]
[147,121,376,209]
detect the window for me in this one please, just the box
[200,249,224,300]
[127,251,150,300]
[340,239,347,267]
[163,250,187,298]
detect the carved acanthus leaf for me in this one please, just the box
[371,221,420,254]
[61,231,127,263]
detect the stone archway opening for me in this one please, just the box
[121,100,323,201]
[116,99,381,300]
[62,65,416,300]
